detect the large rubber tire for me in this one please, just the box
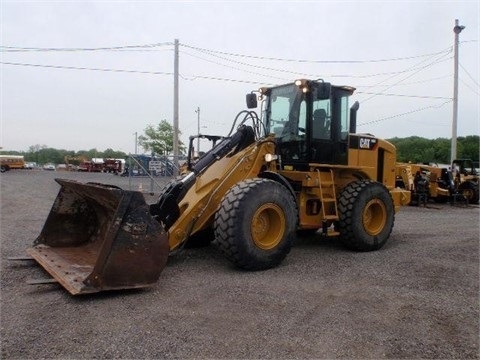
[214,178,297,270]
[458,181,479,204]
[337,179,395,251]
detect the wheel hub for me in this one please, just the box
[251,203,285,250]
[362,199,387,236]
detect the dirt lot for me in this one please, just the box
[1,170,479,359]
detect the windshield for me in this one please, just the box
[264,84,305,138]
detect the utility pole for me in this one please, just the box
[451,19,465,165]
[195,106,200,154]
[173,39,179,175]
[134,132,138,155]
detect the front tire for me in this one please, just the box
[337,180,395,251]
[214,178,297,270]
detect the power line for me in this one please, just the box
[181,46,322,80]
[459,78,480,96]
[2,60,456,94]
[182,45,454,80]
[0,61,174,76]
[0,61,274,85]
[1,41,462,83]
[355,74,452,88]
[357,50,453,104]
[181,49,290,82]
[181,43,454,64]
[0,42,173,52]
[358,100,453,126]
[459,62,480,88]
[0,59,456,92]
[178,73,276,85]
[355,91,451,100]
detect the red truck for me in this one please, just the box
[77,160,104,172]
[103,159,124,174]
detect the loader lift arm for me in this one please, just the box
[150,124,256,230]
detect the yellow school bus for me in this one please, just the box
[0,155,26,172]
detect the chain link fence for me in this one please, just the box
[123,154,186,193]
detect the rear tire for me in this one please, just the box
[337,180,394,251]
[214,178,297,270]
[458,181,479,204]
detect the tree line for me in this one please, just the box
[0,145,128,165]
[388,135,479,164]
[1,120,186,165]
[1,134,478,166]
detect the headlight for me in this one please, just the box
[295,79,309,93]
[265,153,278,162]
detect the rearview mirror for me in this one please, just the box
[246,93,258,108]
[316,83,331,100]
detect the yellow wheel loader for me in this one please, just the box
[451,159,479,204]
[21,79,411,295]
[395,160,479,205]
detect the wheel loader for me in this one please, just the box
[395,160,479,204]
[20,79,411,295]
[395,163,452,204]
[451,159,479,204]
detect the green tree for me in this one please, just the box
[25,144,47,163]
[389,136,432,163]
[458,135,479,161]
[76,148,102,160]
[389,136,479,165]
[431,138,450,164]
[138,120,186,155]
[36,147,66,164]
[103,148,127,159]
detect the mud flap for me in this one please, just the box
[26,179,169,295]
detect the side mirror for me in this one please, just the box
[316,82,331,100]
[246,93,257,108]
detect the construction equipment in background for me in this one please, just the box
[396,163,452,205]
[395,161,479,205]
[103,159,125,174]
[20,79,411,295]
[451,159,479,203]
[64,155,88,171]
[77,158,105,173]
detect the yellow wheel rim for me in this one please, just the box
[362,199,387,236]
[462,188,473,201]
[251,203,286,250]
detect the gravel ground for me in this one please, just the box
[1,170,479,359]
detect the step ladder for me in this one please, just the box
[316,169,340,235]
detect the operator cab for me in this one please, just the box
[247,79,356,171]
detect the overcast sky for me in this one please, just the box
[1,1,479,154]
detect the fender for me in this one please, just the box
[259,170,297,204]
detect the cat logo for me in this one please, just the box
[359,138,371,149]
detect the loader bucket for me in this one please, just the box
[26,179,169,295]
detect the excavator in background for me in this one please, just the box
[20,79,411,295]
